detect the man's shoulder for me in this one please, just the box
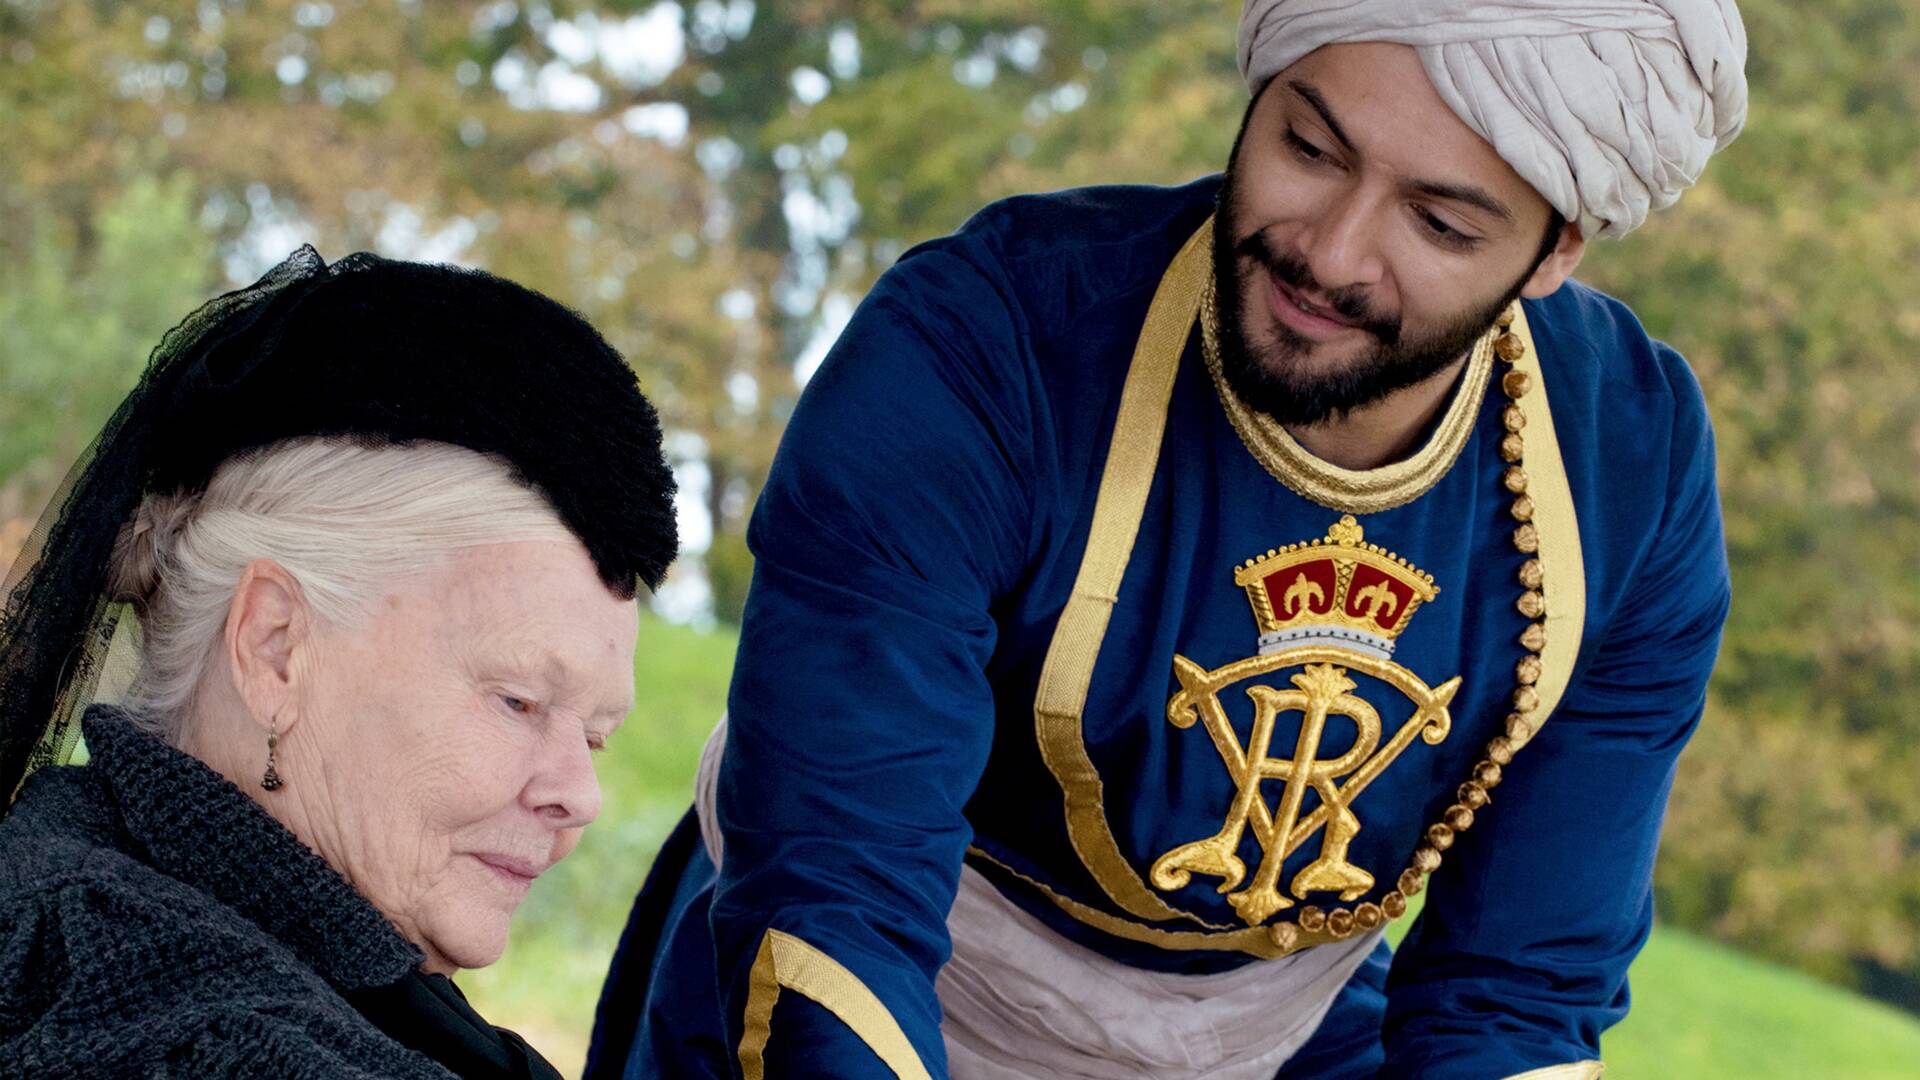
[875,176,1222,337]
[949,176,1221,261]
[1527,279,1705,406]
[1525,279,1726,637]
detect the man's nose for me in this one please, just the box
[1295,190,1386,294]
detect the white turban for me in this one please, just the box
[1237,0,1748,238]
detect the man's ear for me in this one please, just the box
[222,558,309,735]
[1519,221,1587,299]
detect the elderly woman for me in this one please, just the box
[0,248,677,1078]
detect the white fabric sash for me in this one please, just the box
[693,717,1380,1077]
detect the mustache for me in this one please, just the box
[1233,232,1400,345]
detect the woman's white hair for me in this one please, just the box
[107,437,574,743]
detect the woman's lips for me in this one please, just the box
[472,853,545,889]
[1265,269,1361,340]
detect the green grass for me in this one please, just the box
[1382,897,1920,1079]
[1605,931,1920,1078]
[462,618,1920,1078]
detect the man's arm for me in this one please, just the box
[708,248,1039,1078]
[1381,347,1729,1078]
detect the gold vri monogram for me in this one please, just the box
[1149,518,1463,927]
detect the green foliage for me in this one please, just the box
[0,175,213,505]
[703,529,755,626]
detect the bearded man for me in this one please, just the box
[590,3,1748,1077]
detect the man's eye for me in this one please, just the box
[1284,128,1329,162]
[1416,208,1480,250]
[499,694,533,715]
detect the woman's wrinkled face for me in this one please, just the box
[285,540,638,972]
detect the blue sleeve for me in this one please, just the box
[708,248,1038,1078]
[1380,354,1730,1078]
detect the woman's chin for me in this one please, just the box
[419,899,515,972]
[425,927,509,973]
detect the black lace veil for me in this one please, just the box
[1,247,677,806]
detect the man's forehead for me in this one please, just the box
[1283,43,1492,159]
[1276,42,1542,215]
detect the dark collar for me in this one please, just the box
[346,971,566,1080]
[82,705,422,991]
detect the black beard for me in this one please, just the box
[1209,169,1527,429]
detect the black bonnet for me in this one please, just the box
[147,247,677,594]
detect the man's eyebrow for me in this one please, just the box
[1287,77,1518,225]
[1408,178,1515,223]
[1287,79,1354,153]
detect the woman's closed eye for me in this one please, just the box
[503,694,613,753]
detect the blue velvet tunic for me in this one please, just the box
[589,177,1729,1079]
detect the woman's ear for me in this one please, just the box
[222,558,310,735]
[1520,221,1587,299]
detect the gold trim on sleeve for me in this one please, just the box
[1201,277,1496,515]
[1502,1062,1605,1080]
[737,929,933,1080]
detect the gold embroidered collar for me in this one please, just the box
[1200,278,1496,515]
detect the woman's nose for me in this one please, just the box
[523,724,603,828]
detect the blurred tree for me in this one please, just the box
[0,0,1915,1014]
[0,0,736,564]
[1570,0,1920,1009]
[0,175,214,524]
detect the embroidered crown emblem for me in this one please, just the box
[1150,516,1460,931]
[1235,515,1437,661]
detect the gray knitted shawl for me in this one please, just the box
[0,707,458,1079]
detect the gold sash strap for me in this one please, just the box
[1504,1062,1605,1080]
[1032,219,1225,929]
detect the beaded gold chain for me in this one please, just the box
[1202,300,1550,951]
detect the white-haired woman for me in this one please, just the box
[0,248,677,1079]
